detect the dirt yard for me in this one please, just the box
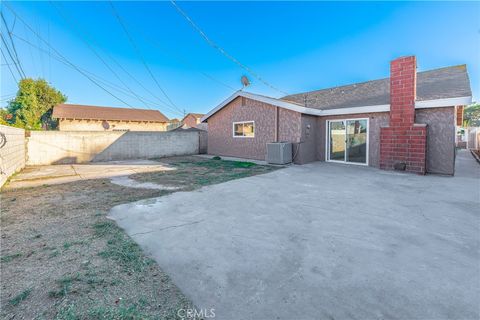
[0,156,279,319]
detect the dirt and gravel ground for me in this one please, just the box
[111,151,480,319]
[0,156,279,319]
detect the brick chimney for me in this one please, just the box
[380,56,427,174]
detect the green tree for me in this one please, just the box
[4,78,67,130]
[464,103,480,127]
[0,109,9,125]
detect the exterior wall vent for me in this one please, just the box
[266,142,292,164]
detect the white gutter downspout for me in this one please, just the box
[274,106,279,142]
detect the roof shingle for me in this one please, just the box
[52,104,169,122]
[282,65,471,110]
[183,113,205,119]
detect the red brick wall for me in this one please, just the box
[380,56,428,174]
[207,97,302,160]
[456,106,464,126]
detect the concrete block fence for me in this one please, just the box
[0,125,26,187]
[0,127,208,187]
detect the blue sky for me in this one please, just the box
[1,1,479,119]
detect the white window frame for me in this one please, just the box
[325,118,369,166]
[232,121,255,138]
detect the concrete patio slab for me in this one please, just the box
[109,150,479,319]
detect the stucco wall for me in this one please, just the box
[206,97,455,172]
[415,107,456,175]
[199,130,208,154]
[59,119,167,131]
[27,131,200,165]
[316,112,390,168]
[207,97,302,160]
[0,125,26,187]
[295,114,317,164]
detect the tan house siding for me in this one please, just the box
[207,97,302,160]
[58,119,167,132]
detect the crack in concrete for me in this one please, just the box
[131,219,205,236]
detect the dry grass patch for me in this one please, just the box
[131,156,279,190]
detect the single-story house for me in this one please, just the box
[182,113,208,131]
[201,56,472,175]
[182,113,204,127]
[52,104,169,131]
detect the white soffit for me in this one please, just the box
[201,92,473,122]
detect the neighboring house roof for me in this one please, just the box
[283,65,472,110]
[182,113,205,121]
[202,65,472,122]
[172,124,206,132]
[53,104,169,122]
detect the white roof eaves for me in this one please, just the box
[201,91,322,122]
[201,92,473,122]
[414,96,472,109]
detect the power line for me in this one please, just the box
[0,46,18,84]
[106,49,182,113]
[0,32,24,79]
[0,46,18,85]
[36,15,45,78]
[137,29,238,91]
[52,3,182,113]
[170,0,289,96]
[49,1,154,110]
[108,1,184,114]
[117,12,237,92]
[11,31,185,117]
[1,12,26,78]
[48,22,51,81]
[4,4,186,119]
[3,3,140,109]
[23,23,38,75]
[50,1,185,116]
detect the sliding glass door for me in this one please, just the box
[327,119,368,165]
[328,121,346,161]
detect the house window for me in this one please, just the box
[233,121,255,138]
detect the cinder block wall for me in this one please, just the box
[0,125,26,187]
[199,130,208,154]
[27,131,201,165]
